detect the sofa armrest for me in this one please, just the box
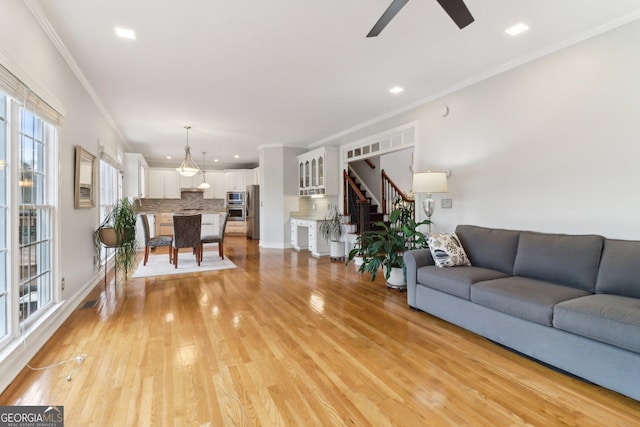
[404,249,434,308]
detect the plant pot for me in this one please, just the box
[386,266,406,290]
[98,227,134,248]
[353,255,364,267]
[330,241,345,260]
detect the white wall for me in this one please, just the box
[380,148,413,194]
[0,1,127,392]
[259,146,305,248]
[330,18,640,240]
[349,157,381,202]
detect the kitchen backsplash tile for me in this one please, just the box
[290,196,338,219]
[137,192,225,213]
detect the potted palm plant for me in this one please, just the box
[349,199,429,288]
[93,198,138,279]
[318,205,345,260]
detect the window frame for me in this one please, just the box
[0,94,9,348]
[15,107,57,327]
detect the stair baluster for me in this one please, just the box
[381,169,415,220]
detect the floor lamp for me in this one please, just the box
[412,171,448,233]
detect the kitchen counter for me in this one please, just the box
[151,212,223,238]
[289,212,330,221]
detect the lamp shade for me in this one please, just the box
[176,126,200,177]
[197,152,210,188]
[413,171,448,194]
[176,146,199,177]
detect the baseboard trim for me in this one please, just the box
[0,273,101,394]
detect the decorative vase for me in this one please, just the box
[386,267,406,290]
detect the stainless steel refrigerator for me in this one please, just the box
[246,185,260,239]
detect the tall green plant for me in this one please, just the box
[318,205,344,242]
[93,198,138,279]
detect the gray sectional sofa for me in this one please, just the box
[404,224,640,400]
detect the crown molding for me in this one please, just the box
[311,10,640,148]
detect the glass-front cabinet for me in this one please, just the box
[296,147,338,196]
[299,162,304,188]
[311,159,317,187]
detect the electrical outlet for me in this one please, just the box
[61,277,66,291]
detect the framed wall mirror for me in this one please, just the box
[74,145,96,208]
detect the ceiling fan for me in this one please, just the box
[367,0,474,37]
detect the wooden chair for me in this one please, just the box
[140,213,173,266]
[200,213,229,259]
[172,214,202,268]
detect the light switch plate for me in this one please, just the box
[441,199,453,209]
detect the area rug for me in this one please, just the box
[132,253,237,278]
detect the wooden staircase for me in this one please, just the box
[343,170,380,234]
[343,168,413,235]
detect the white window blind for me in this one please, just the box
[0,64,63,126]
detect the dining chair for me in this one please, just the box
[172,214,202,268]
[140,213,173,266]
[200,212,228,259]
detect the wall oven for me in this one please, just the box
[227,191,246,221]
[227,205,245,221]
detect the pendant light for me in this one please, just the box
[198,152,211,189]
[176,125,200,177]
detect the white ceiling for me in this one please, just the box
[29,0,640,168]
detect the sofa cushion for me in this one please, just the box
[417,265,509,300]
[513,231,603,292]
[596,239,640,299]
[554,294,640,354]
[455,225,520,274]
[470,276,592,326]
[427,233,471,268]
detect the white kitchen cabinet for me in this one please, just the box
[223,169,260,192]
[203,172,225,199]
[225,171,245,191]
[179,173,199,189]
[148,168,181,199]
[290,219,297,247]
[290,218,329,257]
[123,153,148,198]
[297,146,338,196]
[244,169,257,186]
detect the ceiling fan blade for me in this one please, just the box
[367,0,410,38]
[436,0,474,29]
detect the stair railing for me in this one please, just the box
[381,169,415,219]
[343,170,371,234]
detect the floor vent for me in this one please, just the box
[80,300,98,310]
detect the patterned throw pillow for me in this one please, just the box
[427,233,472,268]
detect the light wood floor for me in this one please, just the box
[2,236,640,426]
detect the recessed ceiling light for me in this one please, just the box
[115,27,136,40]
[234,155,239,159]
[389,86,404,94]
[214,159,219,162]
[166,156,172,160]
[505,23,529,36]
